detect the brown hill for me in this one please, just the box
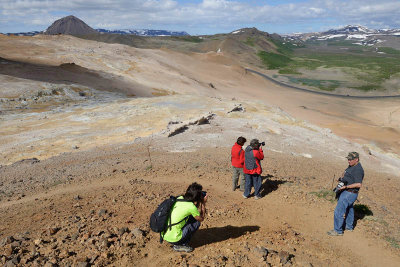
[45,15,98,35]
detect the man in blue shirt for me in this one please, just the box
[328,152,364,236]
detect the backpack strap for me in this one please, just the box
[167,198,190,230]
[160,198,190,244]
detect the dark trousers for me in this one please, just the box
[171,216,201,245]
[244,173,262,198]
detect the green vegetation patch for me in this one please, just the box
[244,37,255,47]
[172,36,203,43]
[309,189,336,202]
[326,39,360,47]
[377,47,400,55]
[385,237,400,249]
[258,51,292,69]
[270,39,297,55]
[280,51,400,90]
[285,76,341,91]
[350,84,381,91]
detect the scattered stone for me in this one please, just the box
[98,209,108,216]
[253,246,268,258]
[73,195,82,200]
[76,261,89,267]
[4,259,17,267]
[228,104,245,113]
[90,254,99,264]
[48,227,61,235]
[0,236,14,246]
[278,250,291,264]
[71,233,79,241]
[33,239,42,246]
[118,227,130,235]
[131,228,144,238]
[12,158,40,165]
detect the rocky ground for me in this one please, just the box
[1,34,400,266]
[1,112,400,266]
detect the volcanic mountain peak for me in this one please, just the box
[230,27,270,37]
[45,15,98,35]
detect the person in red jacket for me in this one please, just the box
[231,136,246,191]
[243,139,264,200]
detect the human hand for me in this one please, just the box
[203,194,208,203]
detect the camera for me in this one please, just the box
[260,142,265,146]
[333,181,345,193]
[201,191,207,198]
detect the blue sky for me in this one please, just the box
[1,0,400,35]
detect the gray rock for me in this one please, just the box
[131,228,144,238]
[4,260,16,267]
[98,209,107,216]
[48,227,61,235]
[5,257,19,267]
[279,250,291,264]
[253,246,268,258]
[0,236,14,246]
[118,227,129,235]
[76,262,89,267]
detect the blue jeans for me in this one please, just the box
[171,216,201,245]
[244,173,262,198]
[334,190,358,233]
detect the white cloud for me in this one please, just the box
[0,0,399,34]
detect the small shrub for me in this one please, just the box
[309,189,336,202]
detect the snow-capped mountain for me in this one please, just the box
[5,31,42,36]
[287,25,400,40]
[96,29,189,36]
[323,25,376,35]
[285,25,400,46]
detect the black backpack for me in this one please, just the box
[149,196,189,237]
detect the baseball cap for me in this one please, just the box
[346,152,359,160]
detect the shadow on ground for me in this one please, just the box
[0,57,145,96]
[192,225,260,248]
[354,204,373,228]
[260,175,286,197]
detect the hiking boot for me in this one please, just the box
[345,228,353,232]
[254,196,262,200]
[173,245,193,252]
[327,230,343,236]
[242,194,248,199]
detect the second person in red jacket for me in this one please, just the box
[243,139,264,200]
[231,136,246,191]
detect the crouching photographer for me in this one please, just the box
[161,182,207,252]
[327,152,364,236]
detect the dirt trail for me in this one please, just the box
[1,146,399,266]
